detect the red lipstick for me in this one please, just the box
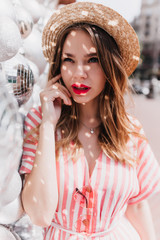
[72,83,91,95]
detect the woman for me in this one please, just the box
[20,2,160,240]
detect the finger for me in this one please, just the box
[53,83,71,97]
[41,89,72,106]
[47,74,61,87]
[47,83,71,97]
[53,90,72,105]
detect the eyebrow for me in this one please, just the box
[62,53,97,57]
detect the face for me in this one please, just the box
[60,29,106,105]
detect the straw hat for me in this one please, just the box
[42,2,140,76]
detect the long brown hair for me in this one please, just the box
[47,23,143,164]
[26,23,143,165]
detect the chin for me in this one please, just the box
[72,97,93,105]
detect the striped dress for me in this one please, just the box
[19,107,160,240]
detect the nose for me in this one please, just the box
[74,64,88,79]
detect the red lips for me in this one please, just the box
[71,83,91,95]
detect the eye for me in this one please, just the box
[88,57,99,63]
[63,58,74,63]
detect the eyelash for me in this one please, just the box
[88,57,99,63]
[63,58,73,63]
[63,57,99,63]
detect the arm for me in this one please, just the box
[21,75,72,227]
[22,121,58,227]
[125,200,156,240]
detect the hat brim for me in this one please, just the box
[42,2,140,76]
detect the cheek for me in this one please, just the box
[92,68,106,85]
[61,65,67,78]
[90,64,104,75]
[61,64,73,80]
[61,65,73,89]
[97,73,106,90]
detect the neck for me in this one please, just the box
[78,98,100,125]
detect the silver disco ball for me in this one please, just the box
[4,53,34,106]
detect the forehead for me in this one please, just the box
[62,29,97,54]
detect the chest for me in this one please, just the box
[56,151,139,219]
[78,130,101,178]
[57,149,138,194]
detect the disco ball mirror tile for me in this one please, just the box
[4,54,35,106]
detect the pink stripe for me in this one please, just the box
[76,156,86,232]
[61,149,69,239]
[139,167,160,195]
[24,121,34,133]
[22,160,33,165]
[31,107,42,119]
[137,152,151,178]
[126,166,138,204]
[102,160,118,229]
[138,154,153,183]
[49,226,54,240]
[22,155,35,160]
[99,156,111,230]
[43,228,47,240]
[91,151,103,233]
[138,140,147,160]
[137,137,143,147]
[30,107,42,119]
[24,139,37,145]
[23,147,36,153]
[110,162,126,222]
[126,165,137,200]
[130,179,160,204]
[19,166,31,173]
[23,143,36,149]
[129,165,160,204]
[69,157,78,230]
[38,105,42,113]
[99,156,111,208]
[27,112,40,126]
[54,160,61,225]
[50,228,58,240]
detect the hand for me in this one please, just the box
[40,74,72,127]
